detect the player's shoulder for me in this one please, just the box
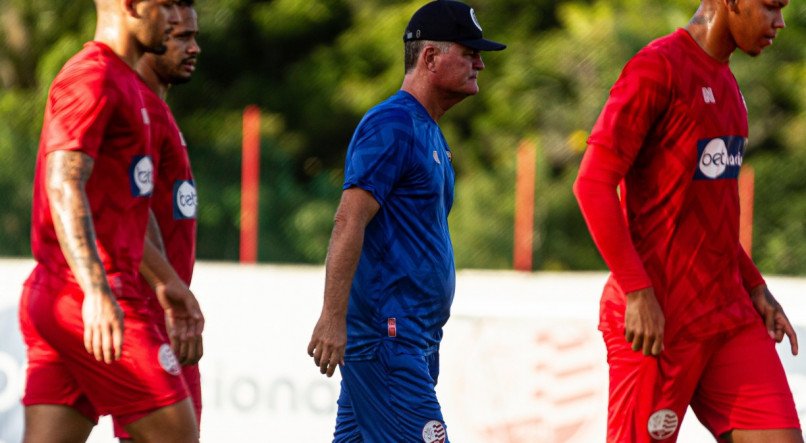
[360,92,419,133]
[635,29,690,66]
[53,42,133,97]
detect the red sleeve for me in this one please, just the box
[574,47,671,294]
[574,146,652,293]
[738,246,765,291]
[45,62,115,159]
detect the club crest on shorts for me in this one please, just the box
[648,409,678,440]
[422,420,446,443]
[158,343,182,376]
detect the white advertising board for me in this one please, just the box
[0,259,804,442]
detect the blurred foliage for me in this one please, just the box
[0,0,804,274]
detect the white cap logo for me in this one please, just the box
[175,180,198,219]
[648,409,678,440]
[422,420,446,443]
[130,156,154,196]
[158,343,181,376]
[470,8,482,31]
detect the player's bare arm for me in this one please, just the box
[625,287,665,356]
[140,228,205,365]
[749,284,799,356]
[308,187,380,377]
[146,209,167,255]
[46,150,124,363]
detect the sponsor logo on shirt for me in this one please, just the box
[158,343,182,376]
[422,420,446,443]
[694,136,745,180]
[173,179,198,219]
[701,86,716,104]
[129,155,154,196]
[647,409,678,440]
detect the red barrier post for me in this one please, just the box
[240,105,260,263]
[514,140,537,272]
[739,166,755,257]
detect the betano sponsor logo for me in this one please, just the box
[174,180,198,219]
[694,136,745,180]
[130,155,154,196]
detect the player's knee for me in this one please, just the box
[124,400,199,443]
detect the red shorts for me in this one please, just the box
[113,312,202,438]
[603,321,800,442]
[19,279,190,427]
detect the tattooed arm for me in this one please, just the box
[46,150,124,363]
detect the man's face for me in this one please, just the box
[137,0,181,55]
[431,43,486,98]
[729,0,788,56]
[153,6,200,84]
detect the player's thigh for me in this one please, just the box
[21,284,101,428]
[333,380,362,443]
[23,404,94,443]
[693,322,800,438]
[123,397,198,443]
[339,341,449,443]
[725,428,804,443]
[602,327,709,443]
[33,290,189,418]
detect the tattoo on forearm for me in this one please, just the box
[47,151,110,295]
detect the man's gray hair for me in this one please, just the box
[404,40,453,73]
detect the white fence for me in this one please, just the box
[0,258,804,442]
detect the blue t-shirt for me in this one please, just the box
[343,90,456,361]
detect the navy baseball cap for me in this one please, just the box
[403,0,506,51]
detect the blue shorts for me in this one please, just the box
[334,340,449,442]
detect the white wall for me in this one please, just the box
[0,259,804,442]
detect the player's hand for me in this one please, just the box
[750,284,798,356]
[307,314,347,377]
[82,290,124,363]
[625,287,665,356]
[155,278,205,365]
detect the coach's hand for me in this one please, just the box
[308,314,346,377]
[625,287,665,356]
[156,278,205,365]
[750,284,799,356]
[82,290,124,363]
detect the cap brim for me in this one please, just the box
[458,38,506,51]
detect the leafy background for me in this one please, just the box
[1,0,804,273]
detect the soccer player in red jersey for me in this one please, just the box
[19,1,199,442]
[574,0,801,442]
[111,2,205,441]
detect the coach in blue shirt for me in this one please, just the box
[307,1,505,441]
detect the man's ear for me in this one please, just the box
[123,0,140,18]
[422,46,438,72]
[724,0,740,13]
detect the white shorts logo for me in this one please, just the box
[174,180,198,219]
[130,155,154,196]
[158,343,181,376]
[648,409,678,440]
[422,420,446,443]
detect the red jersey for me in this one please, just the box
[576,29,763,340]
[29,41,154,298]
[139,85,197,319]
